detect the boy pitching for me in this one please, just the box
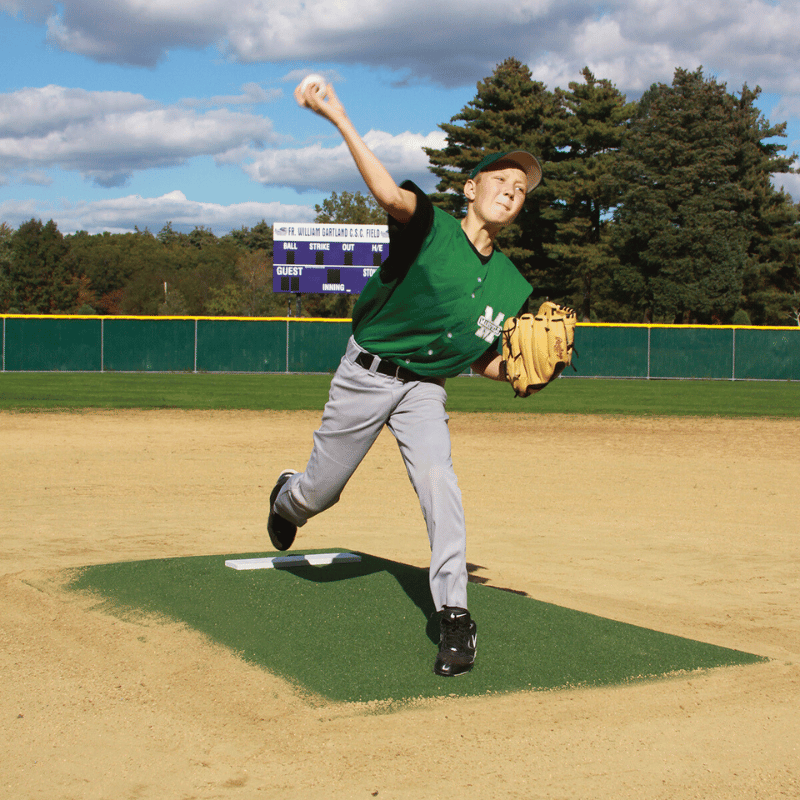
[268,78,541,676]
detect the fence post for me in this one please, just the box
[286,318,290,373]
[731,328,736,382]
[194,319,198,374]
[2,317,5,372]
[646,326,651,380]
[100,318,104,373]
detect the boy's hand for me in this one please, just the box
[294,80,347,127]
[292,74,416,222]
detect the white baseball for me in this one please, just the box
[299,73,326,94]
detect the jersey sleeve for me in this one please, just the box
[379,180,434,282]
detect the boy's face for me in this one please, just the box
[464,162,528,228]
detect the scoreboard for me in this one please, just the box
[273,222,389,294]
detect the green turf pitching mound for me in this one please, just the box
[67,550,765,705]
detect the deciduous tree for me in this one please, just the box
[0,222,13,311]
[314,191,384,225]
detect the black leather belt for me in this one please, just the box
[354,351,436,383]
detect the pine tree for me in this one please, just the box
[732,85,800,324]
[425,58,561,292]
[546,68,636,319]
[613,68,797,324]
[741,186,800,324]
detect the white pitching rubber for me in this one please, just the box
[225,552,361,570]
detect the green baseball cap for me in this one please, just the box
[469,150,542,192]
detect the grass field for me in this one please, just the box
[1,372,799,415]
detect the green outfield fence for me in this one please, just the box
[1,315,799,381]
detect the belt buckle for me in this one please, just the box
[392,363,404,381]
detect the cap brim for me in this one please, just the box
[500,150,542,192]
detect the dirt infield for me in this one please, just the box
[2,409,799,799]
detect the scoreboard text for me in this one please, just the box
[273,222,389,294]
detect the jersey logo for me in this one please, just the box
[475,306,505,342]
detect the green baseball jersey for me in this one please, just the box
[352,181,532,377]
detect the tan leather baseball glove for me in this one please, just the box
[502,302,577,397]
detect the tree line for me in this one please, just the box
[0,193,386,319]
[1,60,798,325]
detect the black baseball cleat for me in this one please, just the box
[434,607,477,677]
[268,469,298,551]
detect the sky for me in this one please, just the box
[1,0,799,237]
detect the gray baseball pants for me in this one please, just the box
[274,335,468,611]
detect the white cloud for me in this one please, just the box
[3,2,798,210]
[772,166,800,203]
[771,95,800,125]
[44,0,223,67]
[0,191,317,235]
[0,85,276,187]
[0,0,52,17]
[528,0,800,97]
[243,129,447,193]
[537,16,681,93]
[8,0,581,85]
[8,0,799,98]
[0,83,445,196]
[17,170,53,187]
[181,83,283,109]
[281,68,342,86]
[0,85,154,138]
